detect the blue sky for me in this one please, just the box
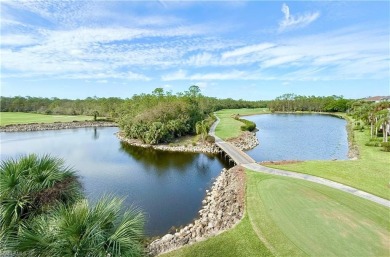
[1,1,389,100]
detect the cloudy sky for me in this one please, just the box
[1,1,389,100]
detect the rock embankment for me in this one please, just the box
[147,166,245,256]
[116,133,219,154]
[227,131,259,150]
[0,121,117,132]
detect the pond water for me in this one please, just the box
[244,114,349,161]
[0,127,230,236]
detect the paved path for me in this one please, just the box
[209,114,390,208]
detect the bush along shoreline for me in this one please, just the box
[147,166,245,256]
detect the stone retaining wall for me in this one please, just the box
[0,121,117,132]
[147,166,245,256]
[116,133,219,154]
[227,131,259,150]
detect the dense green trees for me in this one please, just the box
[268,94,352,113]
[0,155,145,256]
[117,86,265,144]
[351,101,390,151]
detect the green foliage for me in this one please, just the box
[381,142,390,152]
[237,118,256,132]
[268,94,352,112]
[205,135,215,144]
[118,87,265,145]
[0,154,82,249]
[8,196,145,257]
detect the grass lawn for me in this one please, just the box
[215,108,269,140]
[266,127,390,200]
[164,170,389,257]
[0,112,94,126]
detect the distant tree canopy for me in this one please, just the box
[268,93,352,112]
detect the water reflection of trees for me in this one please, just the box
[119,142,231,176]
[119,142,197,173]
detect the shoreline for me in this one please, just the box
[116,132,219,154]
[0,121,117,132]
[147,166,245,256]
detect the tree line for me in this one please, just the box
[1,87,267,120]
[268,93,352,112]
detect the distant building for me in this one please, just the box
[361,96,390,103]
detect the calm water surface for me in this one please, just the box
[244,114,348,161]
[0,127,229,236]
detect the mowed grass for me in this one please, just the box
[0,112,94,126]
[164,170,390,257]
[246,171,389,257]
[266,128,390,200]
[215,108,269,140]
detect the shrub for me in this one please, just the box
[381,142,390,152]
[10,197,145,257]
[206,135,215,144]
[365,141,381,147]
[238,118,256,132]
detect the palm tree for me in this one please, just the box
[196,120,209,142]
[11,196,145,257]
[0,154,81,241]
[376,109,390,142]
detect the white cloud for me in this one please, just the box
[279,3,320,32]
[222,43,274,59]
[261,55,302,68]
[1,34,38,46]
[162,70,255,81]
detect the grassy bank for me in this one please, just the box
[214,108,269,140]
[266,123,390,200]
[214,109,389,199]
[0,112,94,126]
[164,170,389,257]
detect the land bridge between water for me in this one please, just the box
[209,115,390,208]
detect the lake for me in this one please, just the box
[244,114,349,161]
[0,114,348,235]
[0,127,230,236]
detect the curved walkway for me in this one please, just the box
[209,114,390,208]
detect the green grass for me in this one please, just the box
[266,128,390,200]
[0,112,94,126]
[246,171,389,257]
[215,108,269,140]
[161,215,271,257]
[164,171,390,257]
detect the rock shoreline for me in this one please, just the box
[227,131,259,151]
[147,166,245,256]
[0,121,117,132]
[116,132,219,154]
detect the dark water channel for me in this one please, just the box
[0,127,230,236]
[244,114,348,161]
